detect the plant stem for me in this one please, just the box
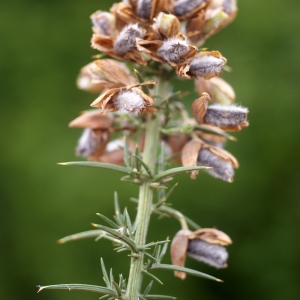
[126,79,168,300]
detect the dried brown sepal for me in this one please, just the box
[177,51,226,79]
[163,132,189,163]
[185,10,206,44]
[216,121,249,132]
[181,139,203,179]
[69,110,114,130]
[188,228,232,246]
[90,81,156,115]
[196,125,227,147]
[170,229,191,280]
[76,63,106,93]
[91,33,147,66]
[168,0,211,21]
[191,92,211,124]
[195,77,235,105]
[90,59,137,88]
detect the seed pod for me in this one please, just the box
[171,0,209,20]
[158,37,189,63]
[177,51,226,79]
[90,11,115,35]
[188,51,226,79]
[198,147,234,182]
[114,23,145,55]
[75,128,109,158]
[181,139,238,181]
[171,228,231,279]
[204,104,249,129]
[137,0,153,19]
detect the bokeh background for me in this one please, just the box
[1,0,300,299]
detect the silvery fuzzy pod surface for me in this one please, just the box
[198,148,234,182]
[204,104,248,127]
[76,128,102,157]
[114,24,145,55]
[187,239,228,268]
[173,0,208,17]
[158,38,189,63]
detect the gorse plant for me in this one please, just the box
[37,1,248,299]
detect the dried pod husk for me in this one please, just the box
[69,110,114,130]
[170,229,190,279]
[90,11,116,36]
[177,51,226,79]
[168,0,210,21]
[162,132,189,162]
[76,63,106,93]
[188,228,232,246]
[193,0,237,44]
[171,228,231,279]
[185,10,206,45]
[191,92,211,124]
[181,139,203,179]
[90,81,156,116]
[88,59,137,89]
[195,77,235,105]
[95,138,137,165]
[196,124,227,148]
[152,12,181,39]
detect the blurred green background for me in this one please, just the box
[1,0,300,299]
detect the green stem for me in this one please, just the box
[126,79,168,300]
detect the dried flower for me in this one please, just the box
[78,60,137,92]
[90,81,156,116]
[90,11,115,36]
[171,228,232,279]
[181,139,238,181]
[69,111,113,159]
[195,77,235,105]
[196,124,227,148]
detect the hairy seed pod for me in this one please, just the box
[204,104,248,127]
[187,240,228,268]
[158,37,189,63]
[198,148,234,182]
[137,0,153,19]
[90,11,115,36]
[173,0,208,17]
[114,24,145,55]
[114,90,146,116]
[76,128,103,157]
[188,53,226,79]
